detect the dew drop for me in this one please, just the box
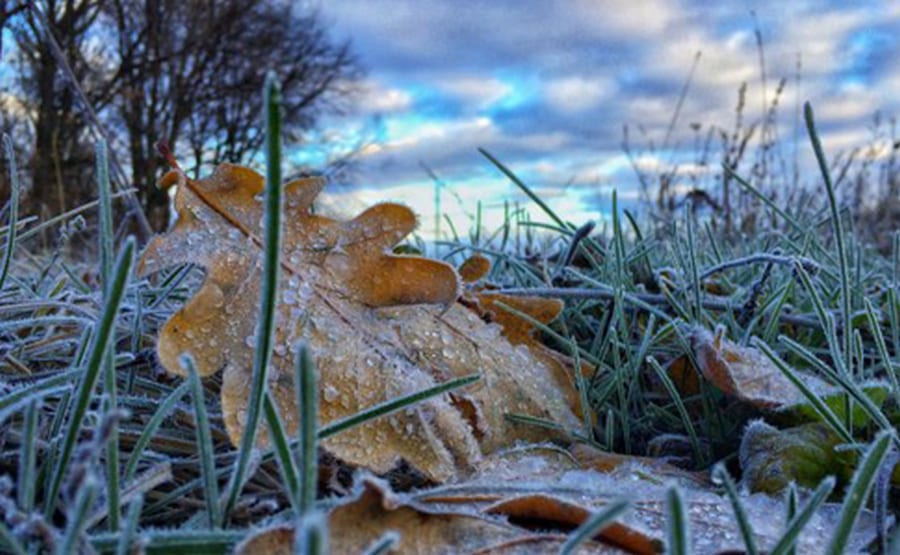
[323,385,339,403]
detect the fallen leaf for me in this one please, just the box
[412,449,881,554]
[458,254,492,283]
[237,449,883,554]
[690,326,836,410]
[235,475,609,554]
[457,255,594,420]
[140,163,581,482]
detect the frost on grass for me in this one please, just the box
[139,163,581,482]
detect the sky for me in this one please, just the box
[308,1,900,239]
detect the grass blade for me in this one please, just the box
[97,140,121,531]
[122,381,190,482]
[713,464,758,555]
[752,338,853,444]
[666,485,689,555]
[223,73,284,521]
[294,511,327,555]
[44,237,135,518]
[17,399,39,513]
[826,430,895,555]
[182,355,222,528]
[56,475,98,555]
[318,374,481,439]
[1,135,20,291]
[647,356,703,465]
[262,391,301,514]
[805,102,852,374]
[362,532,399,555]
[296,342,318,513]
[479,148,567,229]
[0,521,26,555]
[770,477,835,555]
[115,494,143,555]
[559,499,629,554]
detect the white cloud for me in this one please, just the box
[569,0,680,38]
[436,76,513,110]
[354,79,414,114]
[545,76,611,113]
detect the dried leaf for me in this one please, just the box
[140,164,581,481]
[238,448,882,554]
[459,254,492,283]
[412,449,881,554]
[458,255,594,419]
[691,326,836,410]
[235,476,573,555]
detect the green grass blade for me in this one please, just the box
[778,335,894,433]
[182,355,222,528]
[122,381,190,483]
[17,399,39,513]
[647,356,703,466]
[96,140,114,289]
[805,102,852,374]
[90,529,244,553]
[713,464,758,555]
[296,342,318,513]
[319,374,481,439]
[666,485,689,555]
[223,73,284,521]
[863,297,900,401]
[0,521,26,555]
[479,148,567,229]
[45,237,135,518]
[783,484,799,555]
[753,338,853,444]
[770,477,835,555]
[115,494,144,555]
[684,202,703,323]
[559,499,629,555]
[262,392,301,514]
[826,430,895,555]
[97,141,121,531]
[0,135,20,291]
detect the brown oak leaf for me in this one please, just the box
[139,163,581,482]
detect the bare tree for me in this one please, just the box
[3,0,360,230]
[8,0,114,219]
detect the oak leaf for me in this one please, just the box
[457,254,594,419]
[139,163,581,482]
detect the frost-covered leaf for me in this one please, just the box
[459,255,594,419]
[413,449,881,554]
[691,326,836,410]
[235,474,612,554]
[237,447,882,554]
[139,163,581,482]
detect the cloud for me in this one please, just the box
[312,0,900,235]
[354,79,414,114]
[435,76,514,111]
[544,76,612,113]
